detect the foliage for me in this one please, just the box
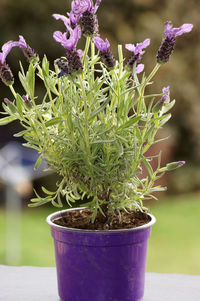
[0,1,189,220]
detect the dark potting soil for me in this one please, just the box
[53,208,151,230]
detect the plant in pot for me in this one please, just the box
[0,0,193,300]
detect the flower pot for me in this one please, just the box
[46,208,156,301]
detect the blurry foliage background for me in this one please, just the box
[0,0,200,194]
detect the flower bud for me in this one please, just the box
[22,95,32,108]
[159,161,185,172]
[81,11,99,37]
[4,98,17,113]
[100,49,116,68]
[22,45,39,63]
[55,58,69,77]
[157,22,193,64]
[156,37,176,64]
[93,37,116,68]
[0,63,14,86]
[66,50,83,75]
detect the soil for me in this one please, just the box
[53,208,151,230]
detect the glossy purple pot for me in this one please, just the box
[46,208,156,301]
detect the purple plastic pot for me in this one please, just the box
[46,208,156,301]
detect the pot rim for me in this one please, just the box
[46,207,156,233]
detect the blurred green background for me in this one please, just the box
[0,0,200,274]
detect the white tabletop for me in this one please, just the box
[0,265,200,301]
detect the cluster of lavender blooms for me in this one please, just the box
[0,0,193,84]
[0,0,193,173]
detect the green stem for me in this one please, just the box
[91,41,95,83]
[79,76,91,156]
[9,85,17,98]
[118,45,123,77]
[82,36,91,67]
[145,63,161,84]
[37,65,57,116]
[137,63,161,115]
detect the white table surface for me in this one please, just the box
[0,265,200,301]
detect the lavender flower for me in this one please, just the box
[72,0,102,15]
[0,41,17,85]
[135,64,144,74]
[71,0,102,36]
[178,161,185,165]
[53,26,81,51]
[161,86,170,103]
[125,38,150,70]
[93,37,115,68]
[153,86,170,113]
[157,21,193,64]
[53,26,83,74]
[15,36,38,63]
[53,14,71,29]
[67,11,80,27]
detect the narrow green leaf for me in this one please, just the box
[118,116,141,130]
[0,116,17,125]
[45,117,62,127]
[91,139,116,144]
[14,130,28,137]
[142,157,154,177]
[34,155,43,170]
[41,186,55,195]
[42,55,49,75]
[89,97,110,120]
[159,114,171,127]
[16,94,24,117]
[28,198,51,207]
[28,64,35,99]
[162,99,176,114]
[19,71,29,94]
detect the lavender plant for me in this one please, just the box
[0,0,193,221]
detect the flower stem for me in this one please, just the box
[9,85,17,98]
[37,65,57,116]
[137,63,160,115]
[145,63,160,84]
[82,36,91,67]
[118,45,123,77]
[79,75,91,157]
[91,41,95,83]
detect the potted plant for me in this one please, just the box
[0,0,193,300]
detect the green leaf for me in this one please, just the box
[89,97,110,120]
[118,116,141,130]
[28,64,35,100]
[3,101,17,114]
[19,71,29,94]
[158,114,171,127]
[91,139,116,144]
[41,186,55,195]
[16,94,24,117]
[28,198,51,207]
[162,99,176,114]
[42,55,49,76]
[34,155,43,170]
[142,157,154,177]
[14,130,28,137]
[0,116,17,125]
[45,117,62,127]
